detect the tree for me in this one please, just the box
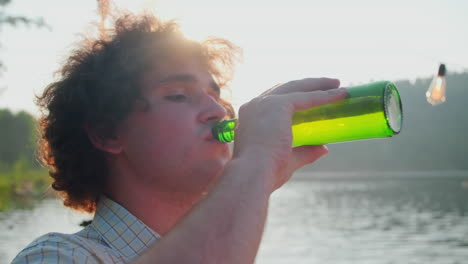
[0,109,38,170]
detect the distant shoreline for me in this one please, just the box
[293,170,468,180]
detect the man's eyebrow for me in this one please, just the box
[157,74,220,94]
[158,74,197,84]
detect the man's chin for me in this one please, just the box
[194,161,227,193]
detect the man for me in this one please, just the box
[12,12,346,264]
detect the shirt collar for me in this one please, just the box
[91,196,160,260]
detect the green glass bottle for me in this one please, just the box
[212,81,403,146]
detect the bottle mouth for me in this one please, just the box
[212,119,237,143]
[383,83,403,134]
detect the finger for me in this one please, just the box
[265,78,340,96]
[286,88,348,112]
[289,145,329,171]
[259,82,284,96]
[260,83,284,95]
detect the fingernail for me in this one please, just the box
[322,145,329,156]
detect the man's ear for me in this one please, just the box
[84,124,123,154]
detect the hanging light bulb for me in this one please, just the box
[426,64,447,105]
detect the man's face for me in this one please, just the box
[116,58,231,195]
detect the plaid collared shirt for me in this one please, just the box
[11,196,160,263]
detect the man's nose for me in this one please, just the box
[199,96,228,124]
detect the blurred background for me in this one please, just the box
[1,0,467,263]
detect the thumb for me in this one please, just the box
[289,145,329,171]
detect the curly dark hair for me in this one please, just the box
[36,12,241,213]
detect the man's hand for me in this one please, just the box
[233,78,347,193]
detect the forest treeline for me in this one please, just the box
[0,109,38,169]
[0,109,50,211]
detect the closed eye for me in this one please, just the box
[165,94,187,102]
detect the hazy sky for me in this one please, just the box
[1,0,467,115]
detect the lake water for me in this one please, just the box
[1,173,468,264]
